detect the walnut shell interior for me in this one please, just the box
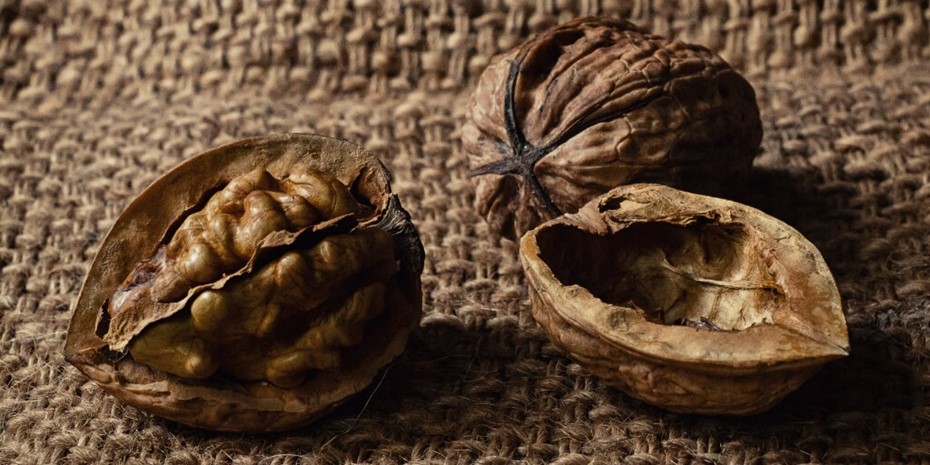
[520,184,849,415]
[65,134,424,432]
[540,221,784,331]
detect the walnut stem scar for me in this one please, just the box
[468,37,664,217]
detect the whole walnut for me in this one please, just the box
[66,134,423,432]
[463,17,763,240]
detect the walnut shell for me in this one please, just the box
[520,184,848,415]
[463,17,763,240]
[65,134,424,432]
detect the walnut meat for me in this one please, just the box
[65,134,424,432]
[463,17,763,240]
[520,184,848,415]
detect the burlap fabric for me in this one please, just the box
[2,1,929,463]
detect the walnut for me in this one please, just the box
[520,184,848,415]
[463,17,762,240]
[65,134,424,432]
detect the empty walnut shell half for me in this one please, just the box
[65,134,424,432]
[520,184,848,415]
[464,17,762,240]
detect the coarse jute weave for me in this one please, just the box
[2,1,930,464]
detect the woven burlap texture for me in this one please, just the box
[2,1,930,464]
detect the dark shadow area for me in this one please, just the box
[777,326,917,412]
[730,167,862,279]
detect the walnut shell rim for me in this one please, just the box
[65,133,424,432]
[519,184,849,415]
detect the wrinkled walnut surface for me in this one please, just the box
[520,184,848,415]
[464,17,762,240]
[111,166,394,388]
[118,166,365,308]
[65,134,424,432]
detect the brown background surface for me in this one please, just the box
[1,1,929,463]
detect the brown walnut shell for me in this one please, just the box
[65,134,424,432]
[463,17,763,240]
[520,184,848,415]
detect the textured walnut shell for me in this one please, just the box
[520,184,848,415]
[65,134,424,432]
[464,17,762,240]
